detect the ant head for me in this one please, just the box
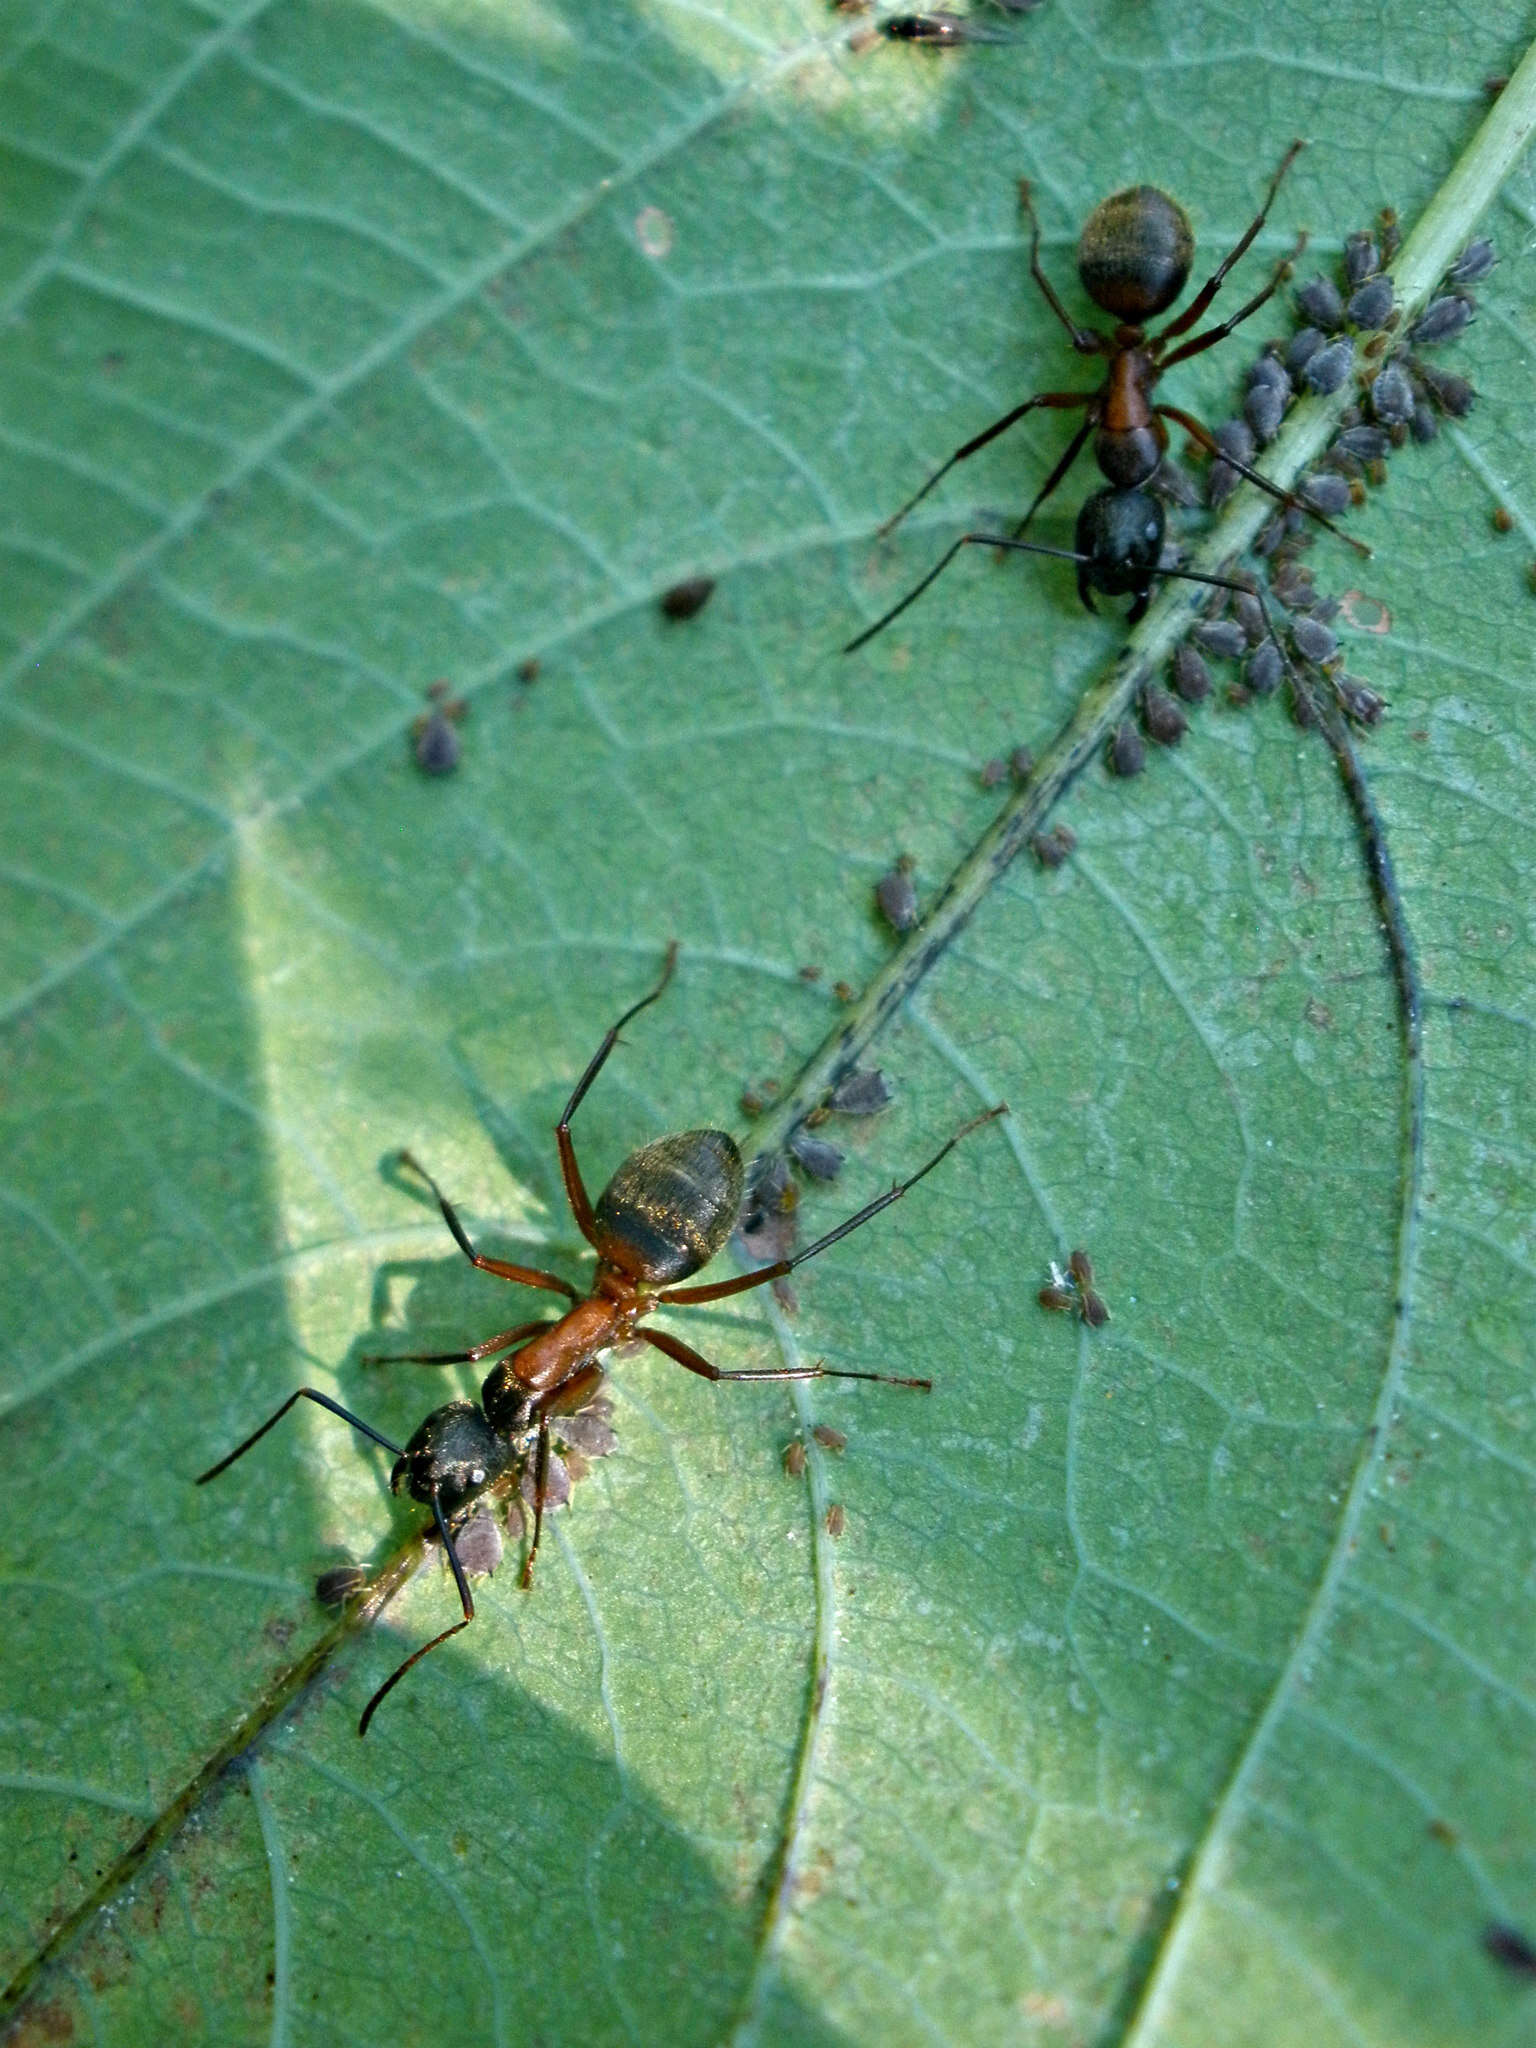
[1077,186,1194,323]
[391,1399,513,1515]
[1074,488,1166,608]
[593,1129,744,1286]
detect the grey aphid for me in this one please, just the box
[1244,380,1287,443]
[1344,233,1380,287]
[1246,639,1283,695]
[1446,238,1495,287]
[1247,354,1290,395]
[1370,360,1415,426]
[1296,274,1344,330]
[1171,644,1212,703]
[1233,592,1268,647]
[1109,720,1146,778]
[1285,327,1326,379]
[1301,472,1352,518]
[1345,275,1395,330]
[1291,616,1339,665]
[1410,296,1473,346]
[1303,338,1355,395]
[1192,619,1248,661]
[788,1128,846,1182]
[829,1068,894,1116]
[1335,424,1390,462]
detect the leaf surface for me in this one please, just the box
[1,2,1533,2043]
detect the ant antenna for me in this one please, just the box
[358,1489,476,1737]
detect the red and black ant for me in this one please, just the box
[198,947,1003,1734]
[846,144,1367,652]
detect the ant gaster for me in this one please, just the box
[198,947,1003,1735]
[846,143,1367,652]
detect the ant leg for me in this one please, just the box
[656,1106,1005,1306]
[846,526,1087,653]
[1146,565,1303,688]
[1156,233,1305,370]
[874,392,1090,541]
[196,1387,405,1485]
[557,943,678,1247]
[1156,406,1370,557]
[360,1320,550,1368]
[357,1489,475,1737]
[519,1416,552,1588]
[1018,180,1104,353]
[397,1152,580,1300]
[514,1361,605,1588]
[643,1325,930,1390]
[1012,413,1095,539]
[979,534,1310,655]
[1154,139,1304,344]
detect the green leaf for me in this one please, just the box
[2,2,1533,2043]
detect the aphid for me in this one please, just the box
[1010,744,1036,781]
[315,1564,368,1607]
[1333,675,1385,726]
[1243,376,1287,444]
[789,1128,847,1181]
[783,1438,807,1477]
[1302,337,1354,394]
[1343,233,1379,288]
[515,657,541,683]
[1038,1248,1109,1325]
[1109,720,1146,777]
[1483,1924,1536,1979]
[412,682,467,775]
[829,1068,894,1116]
[1345,274,1394,330]
[1294,274,1343,331]
[199,951,1003,1734]
[1446,238,1495,287]
[1192,618,1247,661]
[825,1503,847,1538]
[1171,644,1212,703]
[659,575,716,620]
[1246,639,1283,695]
[978,756,1010,787]
[1301,472,1352,519]
[1370,361,1415,426]
[1283,326,1326,381]
[813,1424,847,1453]
[1493,506,1514,534]
[876,857,919,933]
[1291,615,1339,664]
[1141,684,1188,746]
[1416,363,1474,417]
[1031,824,1076,868]
[1410,297,1473,347]
[1232,590,1269,646]
[1208,417,1256,508]
[845,146,1371,651]
[453,1511,505,1577]
[879,10,1015,43]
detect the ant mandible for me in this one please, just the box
[846,143,1367,651]
[198,946,1003,1736]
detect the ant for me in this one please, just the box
[198,946,1003,1736]
[846,143,1367,652]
